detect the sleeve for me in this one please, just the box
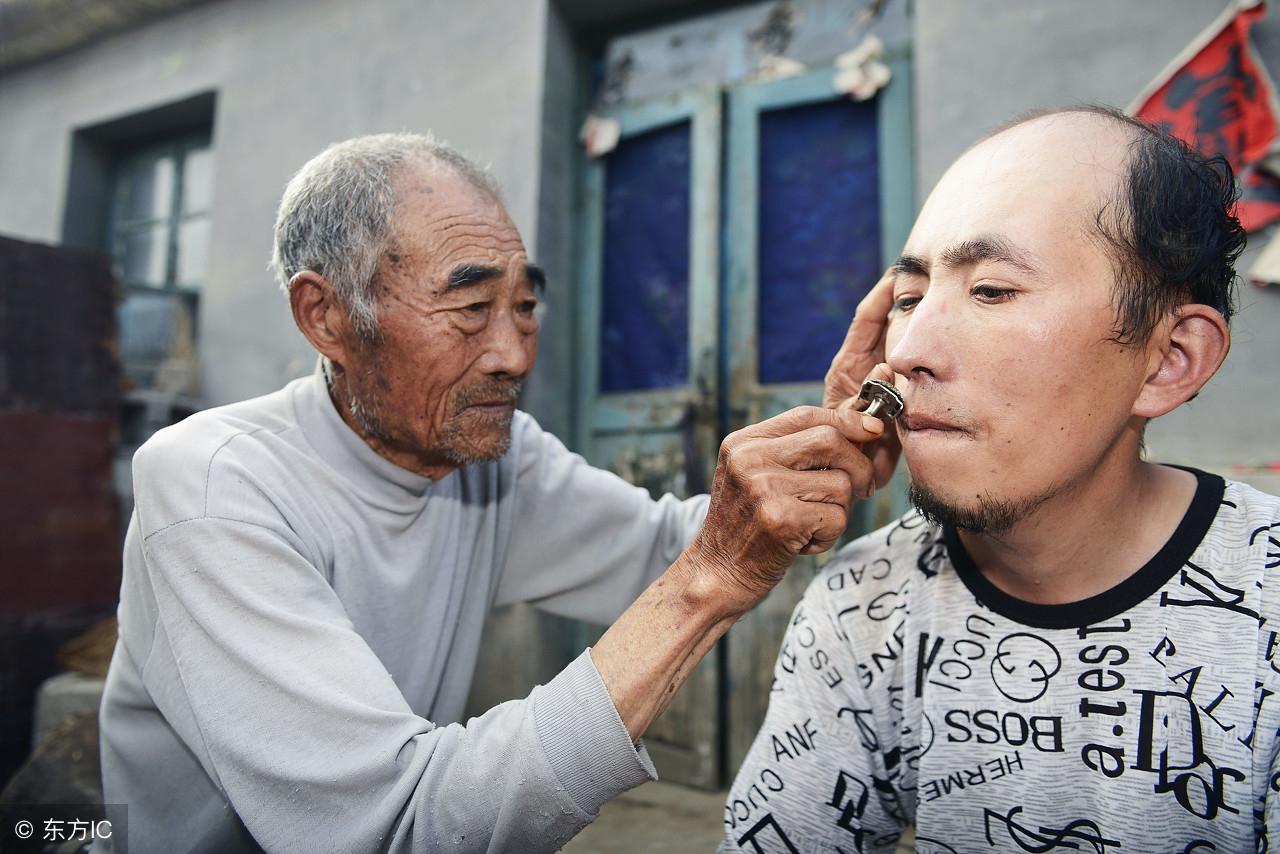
[720,583,909,854]
[1262,723,1280,853]
[1253,523,1280,849]
[495,414,710,624]
[138,516,656,854]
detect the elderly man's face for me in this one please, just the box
[338,162,540,474]
[886,116,1156,531]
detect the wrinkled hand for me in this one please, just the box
[823,267,896,409]
[688,405,885,616]
[823,267,901,489]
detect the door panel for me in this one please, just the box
[723,64,915,772]
[599,121,693,394]
[756,97,881,384]
[570,61,914,785]
[574,88,722,788]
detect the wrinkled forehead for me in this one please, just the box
[390,160,524,259]
[909,115,1133,254]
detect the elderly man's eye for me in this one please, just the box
[517,300,538,317]
[463,302,489,315]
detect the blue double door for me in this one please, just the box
[574,66,913,787]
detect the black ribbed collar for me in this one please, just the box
[944,467,1225,630]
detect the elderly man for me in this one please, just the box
[723,106,1280,852]
[97,133,887,853]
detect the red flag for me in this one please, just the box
[1131,0,1280,232]
[1241,163,1280,229]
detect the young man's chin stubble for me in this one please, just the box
[907,480,1054,537]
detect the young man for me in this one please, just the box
[723,107,1280,852]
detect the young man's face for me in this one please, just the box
[886,115,1157,531]
[335,162,541,474]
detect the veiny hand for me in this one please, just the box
[823,267,901,489]
[823,267,896,409]
[688,405,885,617]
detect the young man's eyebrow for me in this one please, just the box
[892,254,930,277]
[893,236,1042,280]
[937,235,1041,276]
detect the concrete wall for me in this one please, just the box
[0,0,554,408]
[914,0,1280,490]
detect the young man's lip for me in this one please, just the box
[902,413,965,432]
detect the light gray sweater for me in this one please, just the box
[98,368,709,853]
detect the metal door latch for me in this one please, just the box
[858,379,904,423]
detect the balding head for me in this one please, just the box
[959,106,1243,344]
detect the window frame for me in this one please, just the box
[104,130,212,389]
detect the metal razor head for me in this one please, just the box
[858,379,904,423]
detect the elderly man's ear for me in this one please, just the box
[1132,304,1230,419]
[290,271,356,366]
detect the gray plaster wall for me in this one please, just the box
[913,0,1280,490]
[0,0,556,408]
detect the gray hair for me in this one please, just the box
[270,132,499,336]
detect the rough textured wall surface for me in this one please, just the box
[0,0,215,73]
[0,235,119,786]
[914,0,1280,489]
[0,235,119,614]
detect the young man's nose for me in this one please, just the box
[886,290,954,382]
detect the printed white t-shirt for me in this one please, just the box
[723,469,1280,853]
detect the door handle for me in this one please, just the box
[726,395,763,432]
[679,400,709,496]
[679,345,719,495]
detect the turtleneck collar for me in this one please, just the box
[291,359,442,500]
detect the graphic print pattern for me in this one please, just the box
[722,474,1280,853]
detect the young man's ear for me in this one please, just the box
[289,271,354,367]
[1133,304,1230,419]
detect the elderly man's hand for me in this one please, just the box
[592,407,882,742]
[687,405,884,616]
[823,267,902,490]
[823,267,896,409]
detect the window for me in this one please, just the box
[107,132,212,394]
